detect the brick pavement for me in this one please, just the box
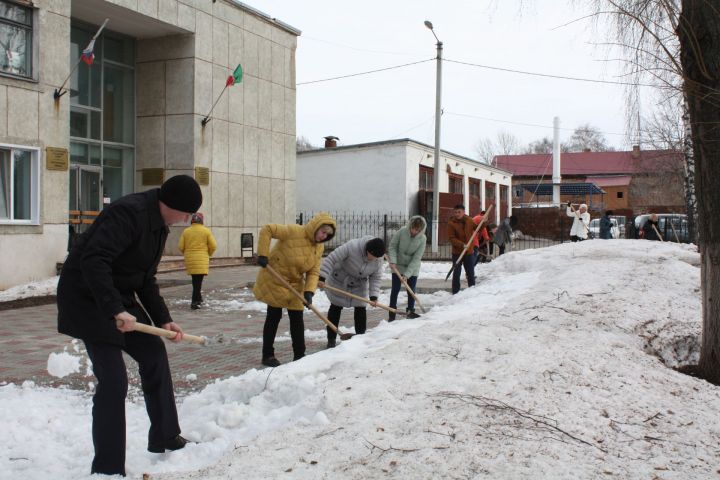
[0,264,457,396]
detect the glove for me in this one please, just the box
[303,291,313,305]
[318,276,325,283]
[369,296,378,302]
[566,201,571,207]
[257,256,268,268]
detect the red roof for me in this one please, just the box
[494,150,682,177]
[586,175,632,187]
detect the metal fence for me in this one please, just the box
[296,211,690,262]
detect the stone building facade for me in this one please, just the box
[0,0,298,288]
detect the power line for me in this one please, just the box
[296,59,434,85]
[444,111,628,137]
[443,58,655,87]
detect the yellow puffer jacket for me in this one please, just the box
[253,212,336,310]
[178,223,218,275]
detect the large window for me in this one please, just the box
[0,144,39,224]
[469,178,480,198]
[0,1,32,78]
[70,24,135,211]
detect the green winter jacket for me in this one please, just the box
[388,215,427,277]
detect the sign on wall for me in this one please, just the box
[45,147,68,171]
[194,167,210,186]
[142,168,165,185]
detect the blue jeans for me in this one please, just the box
[451,253,476,294]
[390,273,418,311]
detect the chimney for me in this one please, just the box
[631,145,640,158]
[324,136,339,148]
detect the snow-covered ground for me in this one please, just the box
[0,276,59,302]
[2,240,715,479]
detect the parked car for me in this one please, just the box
[634,214,689,243]
[588,217,622,239]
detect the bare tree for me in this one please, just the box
[563,123,614,152]
[296,135,317,152]
[524,136,554,154]
[475,130,521,164]
[593,0,719,382]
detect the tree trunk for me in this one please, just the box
[682,97,698,244]
[679,1,720,382]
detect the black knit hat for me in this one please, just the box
[365,238,385,258]
[159,175,202,213]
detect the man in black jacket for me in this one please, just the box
[57,174,202,476]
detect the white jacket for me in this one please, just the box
[567,207,590,238]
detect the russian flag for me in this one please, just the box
[81,39,96,66]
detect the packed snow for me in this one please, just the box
[2,240,716,479]
[0,276,59,302]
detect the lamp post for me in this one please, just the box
[424,20,443,253]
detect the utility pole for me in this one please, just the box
[425,20,443,253]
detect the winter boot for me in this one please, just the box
[262,356,281,367]
[191,302,200,310]
[326,338,336,349]
[406,308,421,319]
[148,435,191,453]
[388,311,396,322]
[293,353,305,361]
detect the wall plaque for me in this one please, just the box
[194,167,210,186]
[142,168,165,185]
[45,147,69,171]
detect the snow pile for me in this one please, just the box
[0,276,58,302]
[2,240,715,480]
[46,352,81,378]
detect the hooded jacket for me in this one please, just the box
[320,236,384,308]
[178,223,218,275]
[388,215,427,278]
[253,212,336,310]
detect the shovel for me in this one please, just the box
[445,204,494,281]
[651,223,665,242]
[384,254,427,314]
[321,283,407,316]
[265,264,354,340]
[117,320,209,345]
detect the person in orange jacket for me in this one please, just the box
[472,210,491,265]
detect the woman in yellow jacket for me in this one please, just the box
[178,213,217,309]
[253,212,336,367]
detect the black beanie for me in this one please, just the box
[159,175,202,213]
[365,238,385,258]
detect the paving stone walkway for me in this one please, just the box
[0,264,457,396]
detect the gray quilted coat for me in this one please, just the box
[320,236,384,308]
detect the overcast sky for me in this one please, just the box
[247,0,649,159]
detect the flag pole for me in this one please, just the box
[54,18,109,100]
[202,84,229,127]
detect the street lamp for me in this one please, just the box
[425,20,443,253]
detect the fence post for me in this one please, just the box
[383,214,388,246]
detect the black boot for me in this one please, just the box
[327,338,336,348]
[388,311,396,322]
[262,356,281,367]
[406,308,421,319]
[148,434,190,453]
[190,302,200,310]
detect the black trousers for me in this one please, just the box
[83,332,180,476]
[191,274,205,303]
[451,253,476,294]
[262,306,305,360]
[326,304,367,341]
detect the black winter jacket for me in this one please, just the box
[57,189,172,345]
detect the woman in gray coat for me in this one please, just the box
[319,236,385,348]
[493,215,517,256]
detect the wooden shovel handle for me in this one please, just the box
[117,320,206,345]
[322,283,403,315]
[651,223,665,242]
[385,254,426,313]
[265,264,340,334]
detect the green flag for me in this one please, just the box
[226,64,243,86]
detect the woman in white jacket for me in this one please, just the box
[566,202,591,242]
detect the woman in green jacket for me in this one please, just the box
[387,215,426,321]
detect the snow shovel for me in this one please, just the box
[265,264,354,340]
[385,254,427,314]
[116,320,209,345]
[321,283,407,316]
[669,220,680,243]
[651,223,665,242]
[445,204,494,281]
